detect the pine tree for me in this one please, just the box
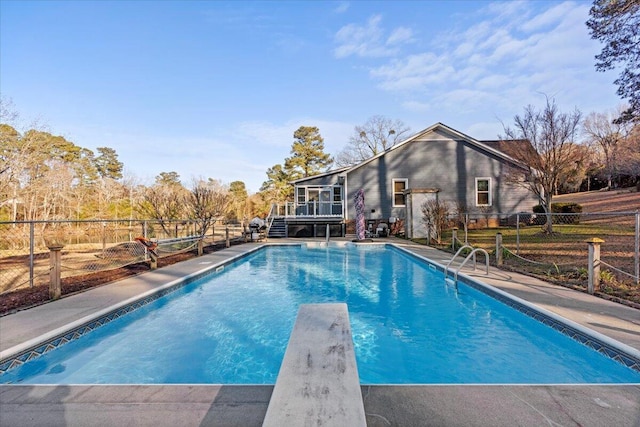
[587,0,640,123]
[284,126,333,178]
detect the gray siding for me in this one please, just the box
[293,172,342,187]
[345,128,537,220]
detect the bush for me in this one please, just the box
[532,203,582,224]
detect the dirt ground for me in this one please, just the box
[0,242,239,316]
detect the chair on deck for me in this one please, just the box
[376,223,389,237]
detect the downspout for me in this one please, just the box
[343,174,349,220]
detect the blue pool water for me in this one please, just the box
[2,244,639,384]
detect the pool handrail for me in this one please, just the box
[445,245,476,275]
[445,245,490,288]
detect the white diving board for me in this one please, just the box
[262,303,366,427]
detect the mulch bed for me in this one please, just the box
[0,241,243,316]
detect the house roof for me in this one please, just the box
[293,122,530,184]
[481,139,537,163]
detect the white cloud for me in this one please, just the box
[482,0,530,24]
[334,2,350,14]
[357,0,599,120]
[370,53,455,92]
[333,15,414,58]
[387,27,414,46]
[520,1,575,32]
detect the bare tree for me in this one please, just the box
[618,123,640,178]
[189,178,231,236]
[0,96,19,125]
[583,107,629,188]
[0,124,22,199]
[555,143,590,194]
[502,97,582,234]
[139,173,189,236]
[335,115,411,167]
[421,199,449,244]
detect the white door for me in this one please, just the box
[319,189,331,215]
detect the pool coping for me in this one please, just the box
[1,240,639,378]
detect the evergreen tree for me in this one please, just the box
[587,0,640,122]
[284,126,333,178]
[228,180,249,222]
[260,164,294,202]
[94,147,123,180]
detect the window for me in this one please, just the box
[296,187,306,204]
[475,178,491,206]
[392,179,408,207]
[333,186,342,202]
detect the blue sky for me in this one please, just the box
[0,0,621,193]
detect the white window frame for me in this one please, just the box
[392,178,408,207]
[333,186,342,202]
[297,186,343,205]
[296,187,306,205]
[475,177,492,206]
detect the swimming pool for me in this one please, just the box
[1,243,639,384]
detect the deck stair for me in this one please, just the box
[268,217,287,238]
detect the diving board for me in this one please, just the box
[262,303,366,427]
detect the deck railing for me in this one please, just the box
[271,201,343,218]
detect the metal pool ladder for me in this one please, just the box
[445,245,490,289]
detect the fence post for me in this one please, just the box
[149,251,158,270]
[635,210,639,285]
[101,221,107,257]
[464,213,469,244]
[198,238,204,256]
[586,238,604,294]
[226,227,230,248]
[496,233,503,266]
[47,244,64,300]
[29,221,35,288]
[451,228,458,251]
[516,213,520,255]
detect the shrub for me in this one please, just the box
[532,203,582,224]
[552,202,583,214]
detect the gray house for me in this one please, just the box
[267,122,538,238]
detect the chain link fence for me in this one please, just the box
[424,211,640,303]
[0,219,246,295]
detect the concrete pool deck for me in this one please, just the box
[1,238,639,426]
